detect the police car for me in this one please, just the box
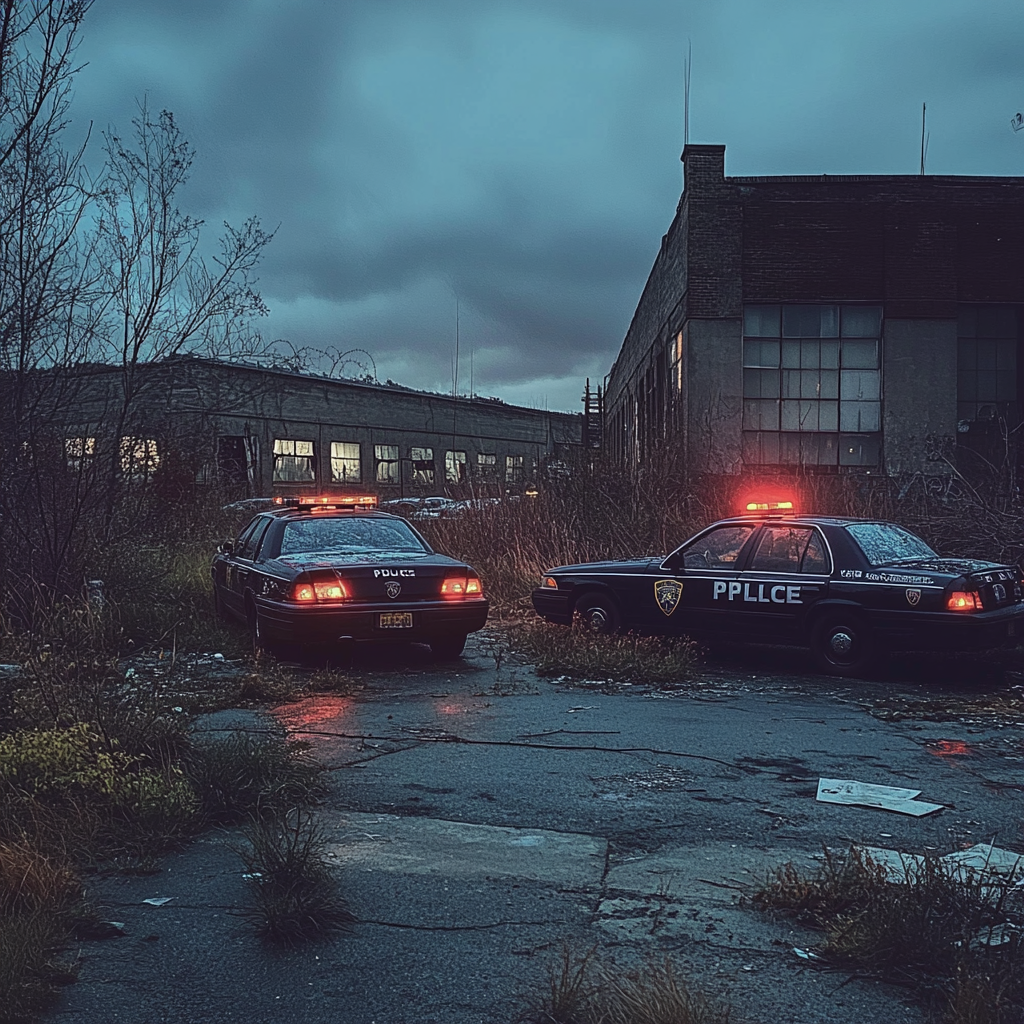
[212,496,488,659]
[531,502,1024,675]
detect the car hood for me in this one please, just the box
[547,558,663,575]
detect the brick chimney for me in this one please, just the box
[681,144,726,195]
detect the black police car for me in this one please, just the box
[531,503,1024,675]
[212,495,488,658]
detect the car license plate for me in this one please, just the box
[380,612,413,628]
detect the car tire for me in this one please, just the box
[811,612,875,677]
[574,591,621,635]
[429,634,467,660]
[247,601,278,659]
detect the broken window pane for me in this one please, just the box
[273,438,315,483]
[374,444,399,484]
[410,446,434,485]
[331,441,361,483]
[504,454,523,484]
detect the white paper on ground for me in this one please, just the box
[816,777,944,817]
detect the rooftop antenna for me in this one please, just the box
[683,38,692,146]
[453,296,460,399]
[919,102,930,174]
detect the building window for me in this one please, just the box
[374,444,399,484]
[331,442,361,483]
[120,437,160,480]
[445,450,466,484]
[65,436,96,471]
[410,447,434,486]
[505,454,524,484]
[273,439,315,483]
[957,306,1017,423]
[742,303,882,468]
[477,452,497,477]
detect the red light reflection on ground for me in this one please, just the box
[928,739,973,758]
[271,695,352,733]
[434,702,468,716]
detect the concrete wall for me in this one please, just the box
[882,319,958,476]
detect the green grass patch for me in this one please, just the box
[506,620,700,686]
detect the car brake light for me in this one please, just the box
[441,576,483,599]
[291,579,348,602]
[947,591,980,612]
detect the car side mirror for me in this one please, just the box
[218,540,233,555]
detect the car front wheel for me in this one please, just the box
[574,591,621,635]
[811,612,874,676]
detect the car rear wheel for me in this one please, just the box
[812,612,874,677]
[574,591,621,635]
[429,634,467,660]
[247,601,279,658]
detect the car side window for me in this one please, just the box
[233,520,259,557]
[749,525,831,574]
[237,517,271,560]
[679,525,756,569]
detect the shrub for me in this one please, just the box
[237,806,354,943]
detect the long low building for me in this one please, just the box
[54,356,582,496]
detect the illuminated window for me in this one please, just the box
[505,454,524,484]
[445,450,466,484]
[374,444,399,484]
[120,437,160,479]
[742,304,882,468]
[477,452,497,477]
[410,447,434,485]
[273,439,315,483]
[330,441,361,483]
[65,436,96,471]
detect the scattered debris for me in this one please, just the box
[793,947,822,961]
[848,843,1024,888]
[141,897,173,906]
[567,706,597,713]
[816,777,944,817]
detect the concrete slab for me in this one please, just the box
[326,811,607,887]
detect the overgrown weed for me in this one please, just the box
[753,847,1024,1024]
[237,805,354,943]
[506,620,700,686]
[528,944,731,1024]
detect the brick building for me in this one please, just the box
[56,357,581,497]
[604,144,1024,482]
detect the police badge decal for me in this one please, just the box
[654,579,683,616]
[905,588,921,606]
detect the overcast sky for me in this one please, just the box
[72,0,1024,412]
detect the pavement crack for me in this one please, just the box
[357,918,566,932]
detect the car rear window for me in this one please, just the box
[279,517,429,555]
[845,523,936,566]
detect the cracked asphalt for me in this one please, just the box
[53,636,1024,1024]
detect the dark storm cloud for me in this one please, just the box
[72,0,1024,409]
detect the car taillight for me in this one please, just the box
[441,575,484,599]
[291,579,348,602]
[947,591,980,612]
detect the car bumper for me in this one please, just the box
[255,596,489,644]
[531,588,573,625]
[871,604,1024,652]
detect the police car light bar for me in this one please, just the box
[745,500,794,512]
[274,495,379,510]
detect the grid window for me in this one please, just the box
[66,436,96,471]
[273,439,315,483]
[505,454,524,484]
[330,442,361,483]
[742,304,882,468]
[445,450,466,484]
[374,444,399,484]
[957,306,1018,422]
[410,447,435,485]
[477,452,497,477]
[120,437,160,480]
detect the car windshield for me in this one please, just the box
[279,517,429,556]
[845,523,936,566]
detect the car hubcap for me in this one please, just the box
[586,608,608,631]
[830,630,854,657]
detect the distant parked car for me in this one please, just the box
[212,495,488,659]
[532,501,1024,676]
[379,496,461,520]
